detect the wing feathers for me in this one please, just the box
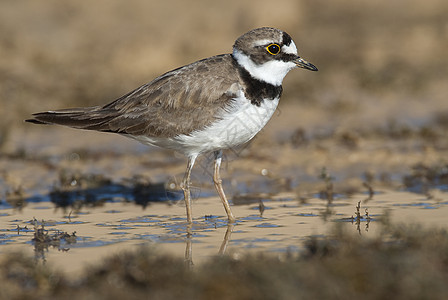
[26,54,241,138]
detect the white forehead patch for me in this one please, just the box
[282,40,298,55]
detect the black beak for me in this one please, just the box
[294,56,318,71]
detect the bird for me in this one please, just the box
[26,27,317,224]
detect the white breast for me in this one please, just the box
[130,93,280,157]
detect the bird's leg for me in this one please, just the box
[213,150,236,223]
[181,155,197,224]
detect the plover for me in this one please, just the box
[26,27,317,223]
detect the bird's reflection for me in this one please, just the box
[218,223,234,255]
[184,223,235,267]
[185,225,193,267]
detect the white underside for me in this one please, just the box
[129,92,279,157]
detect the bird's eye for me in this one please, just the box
[266,44,281,55]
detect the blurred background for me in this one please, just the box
[1,0,447,130]
[0,0,447,188]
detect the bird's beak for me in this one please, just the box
[294,56,318,71]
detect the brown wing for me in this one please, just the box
[27,54,241,138]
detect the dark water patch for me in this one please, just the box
[168,217,186,221]
[403,163,448,193]
[57,220,87,225]
[95,223,114,227]
[0,235,15,245]
[1,195,53,210]
[254,223,282,228]
[250,205,273,210]
[8,219,23,223]
[0,173,187,211]
[114,225,136,230]
[23,195,49,203]
[48,180,180,208]
[267,233,285,236]
[297,213,318,217]
[393,202,439,209]
[0,201,13,210]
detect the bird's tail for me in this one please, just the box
[25,107,116,132]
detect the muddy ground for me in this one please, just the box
[1,0,448,299]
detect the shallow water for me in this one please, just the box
[1,187,448,277]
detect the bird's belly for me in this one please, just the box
[129,96,280,157]
[175,96,280,155]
